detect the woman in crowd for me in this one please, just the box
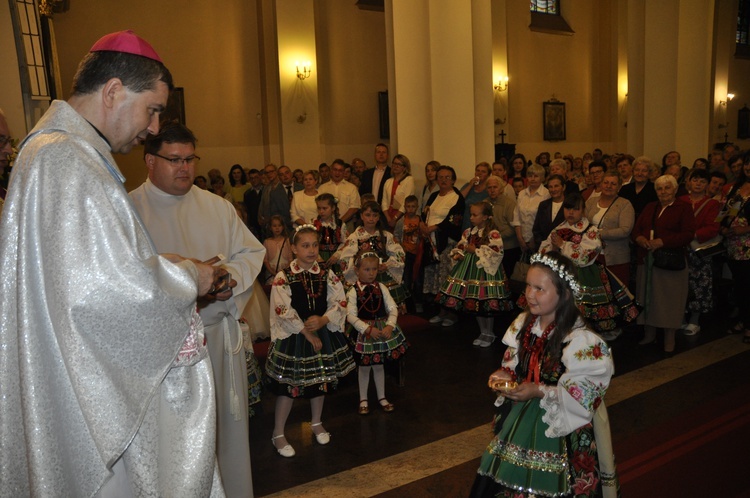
[632,175,695,355]
[422,166,465,326]
[491,159,508,181]
[486,175,519,279]
[419,160,441,214]
[509,153,528,187]
[211,176,233,203]
[571,156,587,191]
[293,168,304,184]
[619,156,658,221]
[586,170,635,287]
[291,170,320,226]
[548,158,579,193]
[459,162,492,231]
[727,153,744,184]
[720,155,750,342]
[692,157,709,171]
[382,153,415,230]
[531,174,565,247]
[512,163,550,253]
[228,164,250,205]
[678,169,721,337]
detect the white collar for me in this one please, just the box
[289,259,321,274]
[318,219,338,229]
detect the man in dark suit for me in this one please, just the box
[532,174,566,249]
[243,168,264,238]
[269,164,302,232]
[359,143,391,204]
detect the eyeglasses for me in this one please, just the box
[392,161,405,167]
[0,135,13,148]
[152,153,200,166]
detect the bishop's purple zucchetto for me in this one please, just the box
[89,30,163,63]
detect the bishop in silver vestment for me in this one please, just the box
[0,31,225,498]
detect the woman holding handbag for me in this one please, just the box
[632,175,695,355]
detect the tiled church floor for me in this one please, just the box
[247,295,749,497]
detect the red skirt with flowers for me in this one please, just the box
[346,318,408,366]
[577,263,639,333]
[437,253,514,316]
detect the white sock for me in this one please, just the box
[358,366,371,401]
[373,365,386,400]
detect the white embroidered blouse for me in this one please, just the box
[449,226,505,276]
[269,259,347,341]
[498,313,614,438]
[538,218,602,268]
[333,226,406,285]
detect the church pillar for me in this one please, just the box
[275,0,322,168]
[386,0,494,183]
[627,0,715,162]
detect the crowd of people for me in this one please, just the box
[206,143,748,353]
[1,28,749,498]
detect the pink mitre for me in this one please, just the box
[89,30,162,63]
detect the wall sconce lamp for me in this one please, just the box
[494,76,509,92]
[296,61,312,81]
[720,93,735,106]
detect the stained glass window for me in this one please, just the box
[530,0,559,15]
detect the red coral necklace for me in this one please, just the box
[521,317,556,384]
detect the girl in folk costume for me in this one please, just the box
[538,193,638,335]
[314,193,348,271]
[437,201,514,347]
[334,200,410,308]
[346,251,409,415]
[470,252,619,498]
[266,225,355,458]
[263,215,293,285]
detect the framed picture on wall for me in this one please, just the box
[378,91,389,139]
[162,87,186,125]
[543,100,566,141]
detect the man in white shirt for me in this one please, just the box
[319,158,361,224]
[130,122,265,498]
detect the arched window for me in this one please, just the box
[529,0,573,36]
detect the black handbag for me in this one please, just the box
[650,206,686,271]
[652,247,686,270]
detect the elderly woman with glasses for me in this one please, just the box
[632,175,695,355]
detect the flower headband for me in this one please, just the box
[530,252,582,298]
[292,223,317,243]
[355,251,381,265]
